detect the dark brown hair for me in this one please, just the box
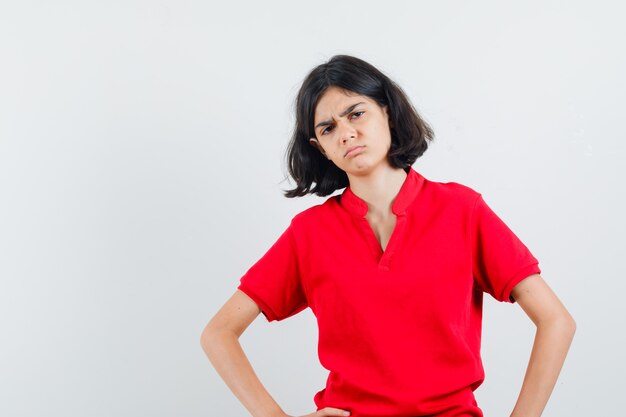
[283,55,435,198]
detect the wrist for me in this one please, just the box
[258,409,288,417]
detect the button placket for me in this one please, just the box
[339,167,423,271]
[359,212,407,270]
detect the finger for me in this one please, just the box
[318,407,351,416]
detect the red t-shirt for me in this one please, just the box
[237,166,541,417]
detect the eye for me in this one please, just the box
[321,125,334,135]
[351,111,364,119]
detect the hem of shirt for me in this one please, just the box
[501,262,541,303]
[237,282,279,322]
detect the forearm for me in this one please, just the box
[201,328,287,417]
[509,317,576,417]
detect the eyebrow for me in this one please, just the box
[314,102,366,130]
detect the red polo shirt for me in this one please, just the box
[237,166,541,417]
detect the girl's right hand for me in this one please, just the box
[295,407,351,417]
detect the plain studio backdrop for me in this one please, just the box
[0,1,624,416]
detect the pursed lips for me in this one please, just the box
[344,145,364,158]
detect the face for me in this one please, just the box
[310,86,394,175]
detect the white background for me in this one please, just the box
[1,1,624,416]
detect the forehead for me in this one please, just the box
[314,87,375,121]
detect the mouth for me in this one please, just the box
[345,146,365,158]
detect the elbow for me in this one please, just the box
[569,315,577,335]
[562,309,577,334]
[200,320,236,353]
[200,321,221,353]
[200,325,213,352]
[538,312,576,337]
[200,325,225,367]
[554,313,577,337]
[558,318,577,346]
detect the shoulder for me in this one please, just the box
[421,175,482,207]
[290,194,342,226]
[285,194,344,245]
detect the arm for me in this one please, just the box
[200,289,287,417]
[508,274,576,417]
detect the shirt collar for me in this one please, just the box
[340,166,425,217]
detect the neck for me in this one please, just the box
[347,166,409,218]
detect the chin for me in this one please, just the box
[345,161,376,175]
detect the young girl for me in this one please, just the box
[201,55,576,417]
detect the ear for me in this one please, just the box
[309,138,331,159]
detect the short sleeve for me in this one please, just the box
[237,222,308,322]
[471,194,541,303]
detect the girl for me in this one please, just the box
[201,55,576,417]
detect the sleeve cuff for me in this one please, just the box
[237,282,279,322]
[501,262,541,303]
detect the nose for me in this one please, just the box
[336,119,356,142]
